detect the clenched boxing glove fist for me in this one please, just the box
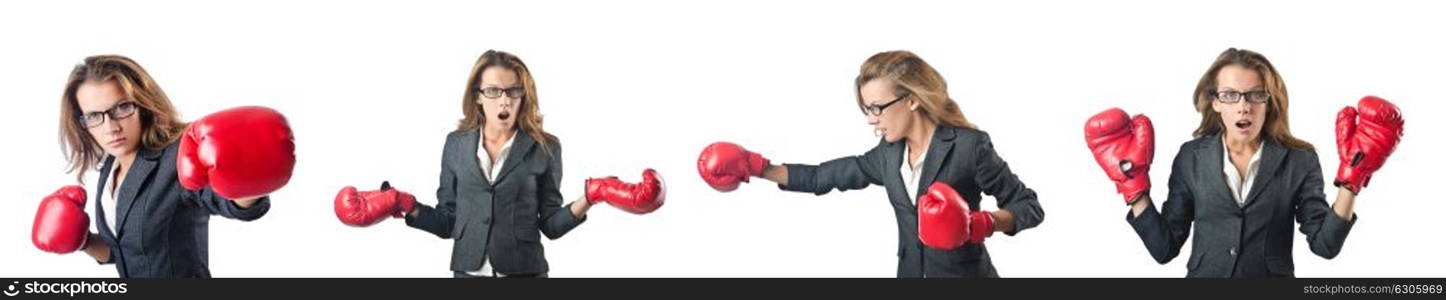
[918,182,995,250]
[334,181,416,227]
[697,142,769,192]
[1335,96,1404,194]
[178,106,296,200]
[33,186,90,254]
[1084,108,1155,204]
[585,169,666,214]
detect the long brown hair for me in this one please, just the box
[1191,48,1313,151]
[59,55,186,183]
[855,50,976,130]
[456,50,557,152]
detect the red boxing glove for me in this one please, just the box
[585,169,666,214]
[696,142,770,192]
[178,106,296,200]
[334,181,416,227]
[1084,108,1154,204]
[1335,96,1405,194]
[917,182,995,250]
[33,186,90,254]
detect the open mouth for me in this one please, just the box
[498,111,511,121]
[1234,119,1252,130]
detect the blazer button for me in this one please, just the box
[1229,247,1237,256]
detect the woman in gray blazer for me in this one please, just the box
[1091,48,1382,277]
[43,55,273,278]
[697,50,1045,277]
[409,50,591,277]
[328,50,669,277]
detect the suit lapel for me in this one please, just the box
[1198,134,1236,207]
[95,156,117,240]
[494,131,535,184]
[113,147,161,237]
[458,129,488,187]
[880,139,908,207]
[1242,137,1285,207]
[915,126,956,204]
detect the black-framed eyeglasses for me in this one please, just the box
[860,94,908,116]
[476,86,526,100]
[78,102,139,129]
[1214,90,1270,104]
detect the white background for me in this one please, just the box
[1,0,1441,277]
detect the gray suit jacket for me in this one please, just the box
[1128,133,1354,277]
[406,129,584,275]
[93,141,271,278]
[779,125,1044,277]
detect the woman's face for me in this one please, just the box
[860,78,915,143]
[1211,64,1268,144]
[476,66,522,131]
[76,80,142,158]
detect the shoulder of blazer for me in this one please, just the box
[444,129,471,145]
[941,125,966,140]
[151,140,180,164]
[442,129,477,154]
[509,130,560,162]
[1178,134,1215,156]
[1165,134,1217,176]
[941,125,985,149]
[1270,137,1320,170]
[540,137,562,161]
